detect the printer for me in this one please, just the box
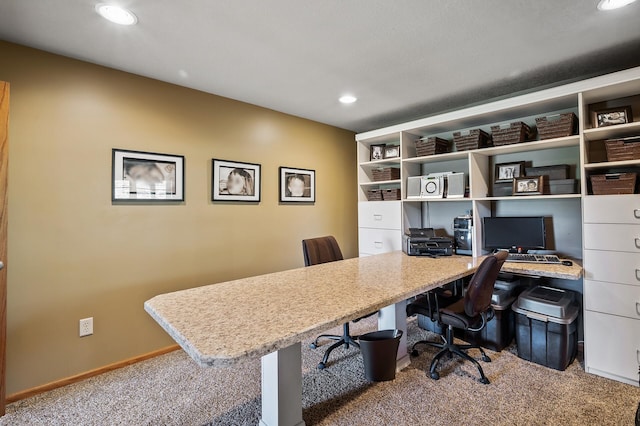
[405,228,454,256]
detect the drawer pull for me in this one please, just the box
[637,269,640,281]
[637,302,640,316]
[374,241,383,248]
[636,238,640,249]
[373,214,383,221]
[635,209,640,219]
[637,349,640,365]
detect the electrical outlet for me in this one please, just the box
[79,317,93,337]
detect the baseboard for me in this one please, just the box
[6,345,180,403]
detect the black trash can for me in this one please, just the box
[358,329,403,382]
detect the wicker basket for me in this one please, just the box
[366,189,383,201]
[371,167,400,182]
[604,137,640,162]
[490,122,534,146]
[590,173,637,195]
[453,129,492,151]
[535,113,578,140]
[415,137,449,157]
[381,188,401,200]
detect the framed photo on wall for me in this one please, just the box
[212,159,261,202]
[494,161,525,183]
[279,167,315,203]
[112,149,184,202]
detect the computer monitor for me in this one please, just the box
[483,216,546,252]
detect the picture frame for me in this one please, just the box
[383,144,400,159]
[112,149,184,202]
[370,144,385,161]
[212,159,261,202]
[494,161,525,183]
[513,176,544,195]
[592,106,633,128]
[279,167,315,203]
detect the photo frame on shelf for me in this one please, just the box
[513,176,544,195]
[494,161,525,183]
[370,144,385,161]
[279,166,315,203]
[383,144,400,159]
[212,159,261,202]
[592,105,633,128]
[112,149,184,202]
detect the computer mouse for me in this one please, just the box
[561,260,573,266]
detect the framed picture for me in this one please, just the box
[112,149,184,202]
[383,144,400,159]
[592,106,633,128]
[212,159,261,202]
[494,161,525,183]
[370,144,385,161]
[279,167,315,203]
[513,176,544,195]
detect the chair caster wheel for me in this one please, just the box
[429,371,440,380]
[317,362,326,370]
[309,342,317,349]
[411,349,419,357]
[479,377,490,385]
[481,355,491,363]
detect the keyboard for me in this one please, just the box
[505,253,562,264]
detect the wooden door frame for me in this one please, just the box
[0,81,10,415]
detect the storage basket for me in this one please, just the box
[366,189,383,201]
[453,129,491,151]
[415,137,449,157]
[590,173,636,195]
[381,188,401,200]
[371,167,400,182]
[490,122,534,146]
[535,113,578,140]
[604,137,640,162]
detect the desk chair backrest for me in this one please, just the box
[302,236,344,266]
[464,251,508,317]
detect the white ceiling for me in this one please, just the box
[1,0,640,132]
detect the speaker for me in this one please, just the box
[406,176,422,198]
[420,175,443,198]
[446,172,465,198]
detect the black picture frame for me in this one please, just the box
[212,159,261,202]
[592,105,633,128]
[279,167,315,203]
[494,161,525,183]
[112,149,184,202]
[370,144,385,161]
[513,175,544,195]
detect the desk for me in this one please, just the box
[144,252,581,426]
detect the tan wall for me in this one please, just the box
[0,41,357,395]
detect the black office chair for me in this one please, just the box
[302,236,374,370]
[406,250,508,384]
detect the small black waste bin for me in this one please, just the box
[358,329,403,382]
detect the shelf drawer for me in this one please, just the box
[584,311,640,385]
[358,228,402,255]
[583,195,640,224]
[585,280,640,320]
[583,223,640,252]
[584,250,640,286]
[358,201,401,230]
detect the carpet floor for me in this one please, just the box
[1,315,639,425]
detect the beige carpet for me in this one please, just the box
[2,315,639,425]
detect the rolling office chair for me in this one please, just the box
[406,250,508,384]
[302,236,375,370]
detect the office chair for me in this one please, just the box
[406,250,508,384]
[302,236,374,370]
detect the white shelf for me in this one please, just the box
[583,121,640,142]
[359,158,401,167]
[584,159,640,170]
[403,151,468,164]
[402,197,471,203]
[359,179,401,187]
[478,136,579,155]
[475,194,582,201]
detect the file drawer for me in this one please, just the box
[585,280,640,320]
[584,310,640,385]
[583,194,640,224]
[358,228,402,255]
[583,223,640,252]
[358,201,401,230]
[583,249,640,286]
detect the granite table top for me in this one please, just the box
[144,251,582,368]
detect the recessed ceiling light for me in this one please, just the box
[339,95,357,104]
[597,0,637,10]
[95,4,138,25]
